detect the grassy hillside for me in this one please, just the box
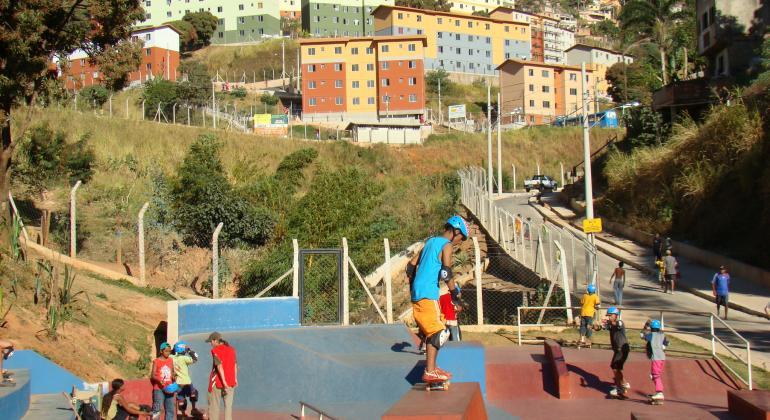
[188,39,299,82]
[598,87,770,269]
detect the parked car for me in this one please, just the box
[524,175,558,192]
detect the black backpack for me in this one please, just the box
[78,401,100,420]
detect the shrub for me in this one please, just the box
[16,123,96,188]
[79,85,110,109]
[230,86,247,98]
[259,92,278,106]
[142,79,178,119]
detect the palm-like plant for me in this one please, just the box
[620,0,689,85]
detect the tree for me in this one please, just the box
[0,1,144,234]
[395,0,452,12]
[91,40,143,91]
[591,20,621,44]
[426,69,452,95]
[142,79,178,120]
[260,92,278,106]
[516,0,546,13]
[605,59,661,104]
[619,0,691,86]
[280,17,301,38]
[471,10,490,17]
[183,11,219,49]
[177,61,212,106]
[167,20,198,52]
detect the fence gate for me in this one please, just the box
[298,248,343,325]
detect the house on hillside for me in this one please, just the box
[58,25,181,91]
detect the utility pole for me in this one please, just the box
[497,91,502,197]
[282,38,286,88]
[581,62,597,287]
[593,73,598,118]
[438,77,442,125]
[212,80,217,129]
[487,83,493,220]
[297,47,301,92]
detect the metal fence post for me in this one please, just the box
[472,236,483,325]
[109,94,113,117]
[292,238,299,297]
[141,100,145,120]
[342,237,350,325]
[69,180,82,258]
[384,238,393,324]
[512,164,516,191]
[212,222,223,299]
[138,202,149,286]
[709,315,716,357]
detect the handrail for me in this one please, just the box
[300,401,339,420]
[710,314,752,390]
[572,134,617,173]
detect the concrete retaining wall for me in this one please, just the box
[5,351,84,394]
[0,369,30,420]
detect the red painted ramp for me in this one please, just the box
[382,382,487,420]
[485,346,742,419]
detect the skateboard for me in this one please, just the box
[607,388,628,400]
[647,395,664,405]
[413,381,450,391]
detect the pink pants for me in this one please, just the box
[651,360,665,393]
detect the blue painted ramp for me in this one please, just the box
[5,351,84,395]
[183,324,424,419]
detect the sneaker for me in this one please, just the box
[609,387,619,397]
[152,412,161,420]
[650,392,664,401]
[422,369,449,383]
[435,366,453,379]
[622,382,630,390]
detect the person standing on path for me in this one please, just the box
[641,319,669,403]
[578,284,600,346]
[609,262,626,306]
[206,332,238,420]
[652,233,663,262]
[711,266,731,320]
[663,250,678,294]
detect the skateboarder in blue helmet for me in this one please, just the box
[406,215,468,387]
[641,319,669,404]
[602,306,630,398]
[172,341,201,417]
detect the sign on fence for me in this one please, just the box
[254,113,289,136]
[582,218,603,234]
[448,104,466,119]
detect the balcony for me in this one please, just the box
[652,77,731,111]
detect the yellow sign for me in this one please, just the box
[582,218,603,233]
[253,114,271,127]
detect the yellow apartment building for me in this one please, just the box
[372,5,531,75]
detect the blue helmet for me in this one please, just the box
[606,306,620,316]
[650,319,662,330]
[586,284,596,294]
[173,341,187,354]
[163,383,180,394]
[447,215,469,240]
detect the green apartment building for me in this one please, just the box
[301,0,394,37]
[139,0,280,44]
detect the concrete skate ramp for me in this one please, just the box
[183,324,426,419]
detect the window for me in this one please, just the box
[408,60,416,69]
[468,49,473,56]
[528,69,534,76]
[543,101,550,108]
[308,81,316,89]
[238,17,245,23]
[145,33,152,41]
[307,64,316,72]
[334,47,342,54]
[308,48,316,56]
[529,100,535,107]
[486,37,491,44]
[309,97,317,106]
[455,20,460,27]
[353,97,360,105]
[351,47,359,55]
[569,88,577,96]
[367,80,375,88]
[352,64,359,71]
[504,26,509,32]
[381,45,389,52]
[408,77,416,85]
[382,62,389,70]
[417,15,422,22]
[408,43,415,52]
[335,80,343,88]
[485,24,490,30]
[456,48,461,54]
[382,78,390,86]
[366,64,374,71]
[238,4,244,10]
[541,70,549,77]
[542,86,549,93]
[397,13,403,19]
[352,81,360,88]
[335,97,343,105]
[366,47,374,54]
[382,95,391,103]
[145,0,151,6]
[409,94,417,103]
[438,46,444,53]
[437,18,443,24]
[467,21,472,28]
[334,63,342,71]
[529,84,534,92]
[166,11,172,17]
[505,40,510,46]
[569,73,576,81]
[368,97,375,105]
[217,6,222,12]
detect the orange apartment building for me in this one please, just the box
[497,59,594,125]
[59,25,181,91]
[299,35,427,123]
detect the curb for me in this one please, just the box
[528,201,770,320]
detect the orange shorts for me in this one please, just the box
[412,299,445,337]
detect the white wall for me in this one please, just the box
[132,26,180,52]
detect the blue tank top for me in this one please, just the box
[411,237,450,302]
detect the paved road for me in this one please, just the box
[495,192,770,372]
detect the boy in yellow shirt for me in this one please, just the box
[579,284,600,346]
[171,341,200,417]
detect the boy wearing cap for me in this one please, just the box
[150,343,176,420]
[641,319,669,403]
[206,332,238,420]
[712,266,730,320]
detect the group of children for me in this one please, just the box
[147,341,201,420]
[580,285,669,403]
